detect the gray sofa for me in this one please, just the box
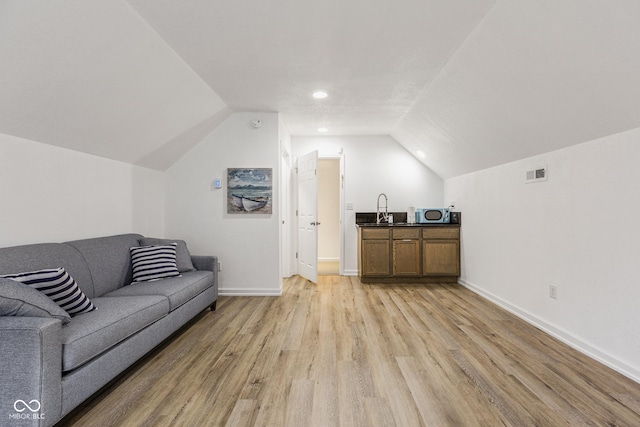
[0,234,218,427]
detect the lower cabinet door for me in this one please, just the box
[362,240,390,276]
[423,240,460,275]
[393,240,420,276]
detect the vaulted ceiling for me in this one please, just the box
[2,1,639,178]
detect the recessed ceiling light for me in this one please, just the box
[417,150,426,159]
[313,91,328,99]
[318,127,329,133]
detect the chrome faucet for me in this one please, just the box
[376,193,389,224]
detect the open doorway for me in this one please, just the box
[317,158,341,275]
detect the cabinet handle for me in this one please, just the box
[402,239,413,242]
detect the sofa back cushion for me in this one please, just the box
[65,234,143,297]
[0,243,96,298]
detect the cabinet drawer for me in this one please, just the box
[422,227,460,240]
[362,228,390,239]
[392,228,420,240]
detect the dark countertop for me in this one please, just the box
[356,222,460,228]
[355,211,460,227]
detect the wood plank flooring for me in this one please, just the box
[61,276,640,426]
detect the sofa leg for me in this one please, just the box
[210,301,217,311]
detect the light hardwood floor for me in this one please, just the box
[62,276,640,426]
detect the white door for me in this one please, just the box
[297,150,318,283]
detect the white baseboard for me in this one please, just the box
[318,257,340,262]
[342,269,358,276]
[219,287,282,296]
[458,278,640,384]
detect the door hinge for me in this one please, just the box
[296,209,298,216]
[296,252,298,259]
[315,168,317,176]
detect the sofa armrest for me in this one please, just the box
[191,256,218,309]
[0,317,62,427]
[191,255,218,273]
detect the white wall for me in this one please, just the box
[445,128,640,382]
[0,133,164,247]
[318,159,341,261]
[292,135,444,275]
[164,113,282,295]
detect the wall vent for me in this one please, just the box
[525,167,547,183]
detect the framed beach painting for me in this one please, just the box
[227,168,273,214]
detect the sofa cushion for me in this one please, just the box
[130,244,181,282]
[1,268,96,316]
[0,242,96,298]
[0,277,71,324]
[105,271,213,311]
[65,234,143,297]
[140,237,196,273]
[61,295,169,372]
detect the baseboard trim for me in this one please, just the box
[458,278,640,384]
[318,257,340,262]
[343,269,358,276]
[219,287,282,296]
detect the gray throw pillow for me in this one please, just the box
[0,278,71,324]
[140,237,196,272]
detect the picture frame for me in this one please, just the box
[227,168,272,214]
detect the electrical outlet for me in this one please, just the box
[549,284,557,299]
[218,263,222,272]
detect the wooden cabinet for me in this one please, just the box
[422,228,460,276]
[359,228,391,277]
[392,228,420,276]
[358,225,460,283]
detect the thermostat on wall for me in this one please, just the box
[214,179,222,189]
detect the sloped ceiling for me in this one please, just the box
[0,1,228,169]
[393,0,640,178]
[2,1,640,177]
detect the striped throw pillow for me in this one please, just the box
[130,243,181,282]
[0,268,96,316]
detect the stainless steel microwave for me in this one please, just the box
[416,208,450,223]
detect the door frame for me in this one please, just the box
[279,143,293,278]
[318,155,345,276]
